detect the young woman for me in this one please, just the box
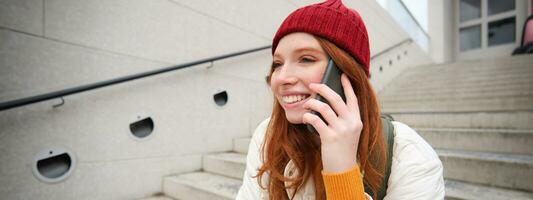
[236,1,444,199]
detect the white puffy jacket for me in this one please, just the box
[236,118,445,200]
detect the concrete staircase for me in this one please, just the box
[139,138,250,200]
[379,55,533,199]
[140,55,533,200]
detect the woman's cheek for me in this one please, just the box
[269,79,279,93]
[269,78,281,101]
[309,63,327,84]
[309,71,325,84]
[313,74,323,83]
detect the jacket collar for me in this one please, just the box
[283,160,316,199]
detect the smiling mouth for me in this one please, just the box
[281,94,311,104]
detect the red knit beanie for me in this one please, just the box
[272,0,370,77]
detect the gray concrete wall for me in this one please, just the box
[428,0,455,64]
[371,40,433,94]
[0,0,422,199]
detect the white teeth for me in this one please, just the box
[281,95,308,104]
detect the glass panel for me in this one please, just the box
[488,0,515,15]
[460,25,481,51]
[377,0,430,52]
[401,0,428,31]
[488,17,516,46]
[460,0,481,22]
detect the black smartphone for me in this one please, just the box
[307,59,346,133]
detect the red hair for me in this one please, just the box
[258,36,386,200]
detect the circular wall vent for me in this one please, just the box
[213,91,228,107]
[130,116,154,140]
[32,147,76,183]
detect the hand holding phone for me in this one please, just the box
[302,59,363,173]
[307,59,346,133]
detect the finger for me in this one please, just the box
[341,74,359,115]
[303,98,339,127]
[309,83,350,117]
[302,112,331,137]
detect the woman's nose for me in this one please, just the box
[276,65,298,85]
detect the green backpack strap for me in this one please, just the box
[364,114,395,200]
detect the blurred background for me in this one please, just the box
[0,0,532,199]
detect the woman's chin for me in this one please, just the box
[285,113,304,124]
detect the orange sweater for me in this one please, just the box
[321,164,367,200]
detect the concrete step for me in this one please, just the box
[403,69,531,84]
[163,172,242,200]
[387,88,531,101]
[203,152,246,180]
[400,70,533,86]
[437,149,533,192]
[380,95,533,112]
[402,63,532,80]
[406,65,533,76]
[378,83,533,99]
[388,74,533,89]
[136,196,177,200]
[380,80,533,99]
[380,92,533,104]
[233,137,251,154]
[445,179,533,200]
[387,111,533,129]
[401,61,532,75]
[380,96,533,109]
[408,55,532,71]
[401,55,533,77]
[389,55,533,91]
[386,95,531,109]
[399,67,533,83]
[383,80,533,102]
[387,74,533,93]
[416,128,533,155]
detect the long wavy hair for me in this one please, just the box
[256,35,387,200]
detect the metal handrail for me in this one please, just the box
[0,45,271,111]
[1,34,416,112]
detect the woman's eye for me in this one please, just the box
[272,62,283,68]
[300,57,315,63]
